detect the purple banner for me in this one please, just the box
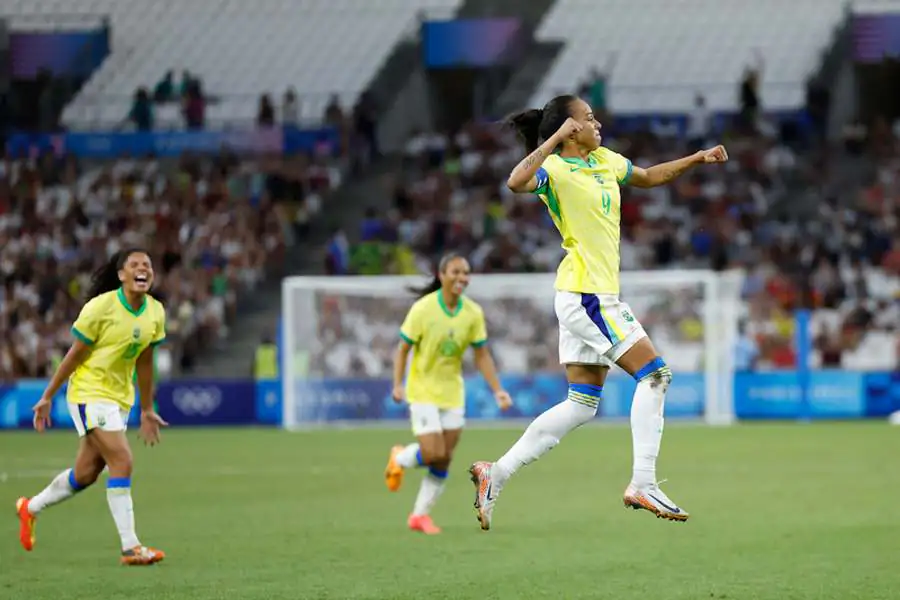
[422,18,524,68]
[11,30,109,78]
[854,13,900,62]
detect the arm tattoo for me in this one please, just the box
[521,148,545,170]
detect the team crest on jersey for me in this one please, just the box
[593,174,604,184]
[132,327,141,340]
[439,330,462,357]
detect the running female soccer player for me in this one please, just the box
[468,95,728,530]
[16,249,169,565]
[384,253,512,534]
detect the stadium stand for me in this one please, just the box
[0,149,340,381]
[0,0,462,130]
[532,0,848,113]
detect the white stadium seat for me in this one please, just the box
[531,0,849,113]
[1,0,461,129]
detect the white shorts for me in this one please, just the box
[68,402,130,438]
[408,403,465,436]
[555,291,647,367]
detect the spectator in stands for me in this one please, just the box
[739,51,764,132]
[353,91,379,165]
[179,70,194,99]
[153,71,175,103]
[282,88,299,126]
[733,321,760,372]
[687,94,712,151]
[257,94,276,128]
[325,94,344,128]
[182,80,205,130]
[128,88,154,132]
[325,228,350,275]
[578,53,616,118]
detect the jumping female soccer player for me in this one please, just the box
[469,95,728,530]
[384,253,512,534]
[16,249,168,565]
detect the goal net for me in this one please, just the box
[281,270,744,430]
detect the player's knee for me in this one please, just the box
[104,450,133,477]
[634,357,672,392]
[421,448,449,465]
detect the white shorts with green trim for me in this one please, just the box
[68,401,130,437]
[555,291,647,367]
[408,403,465,436]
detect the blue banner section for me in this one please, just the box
[0,372,897,429]
[733,371,867,419]
[6,126,339,159]
[292,373,705,424]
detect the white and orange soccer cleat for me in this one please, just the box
[121,545,166,566]
[15,497,36,551]
[623,482,689,522]
[468,461,498,531]
[407,514,441,535]
[384,445,405,492]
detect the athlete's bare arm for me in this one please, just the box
[628,145,728,188]
[507,119,582,193]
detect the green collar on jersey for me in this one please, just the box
[117,287,147,317]
[437,291,463,318]
[557,154,595,169]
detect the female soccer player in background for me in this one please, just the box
[469,95,728,530]
[384,253,512,534]
[16,249,169,565]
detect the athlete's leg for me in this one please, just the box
[411,426,460,518]
[89,428,140,549]
[617,337,686,521]
[30,438,105,514]
[469,292,611,531]
[88,406,165,563]
[385,404,444,491]
[16,438,105,551]
[491,364,606,486]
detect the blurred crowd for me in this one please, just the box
[0,147,338,381]
[323,105,899,373]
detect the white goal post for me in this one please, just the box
[281,270,744,430]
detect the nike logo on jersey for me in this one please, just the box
[649,493,680,513]
[569,167,580,172]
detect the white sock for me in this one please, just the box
[106,477,140,551]
[29,469,87,515]
[493,384,602,487]
[412,469,448,516]
[395,443,423,469]
[630,362,672,489]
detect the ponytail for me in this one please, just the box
[506,95,578,153]
[506,108,543,153]
[408,252,465,298]
[86,248,148,300]
[408,275,442,298]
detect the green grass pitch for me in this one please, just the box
[0,423,897,599]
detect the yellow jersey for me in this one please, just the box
[68,288,167,409]
[399,291,487,409]
[535,147,632,295]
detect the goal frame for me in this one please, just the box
[281,270,742,429]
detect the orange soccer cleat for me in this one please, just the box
[121,545,166,566]
[407,514,441,535]
[15,497,36,551]
[384,445,405,492]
